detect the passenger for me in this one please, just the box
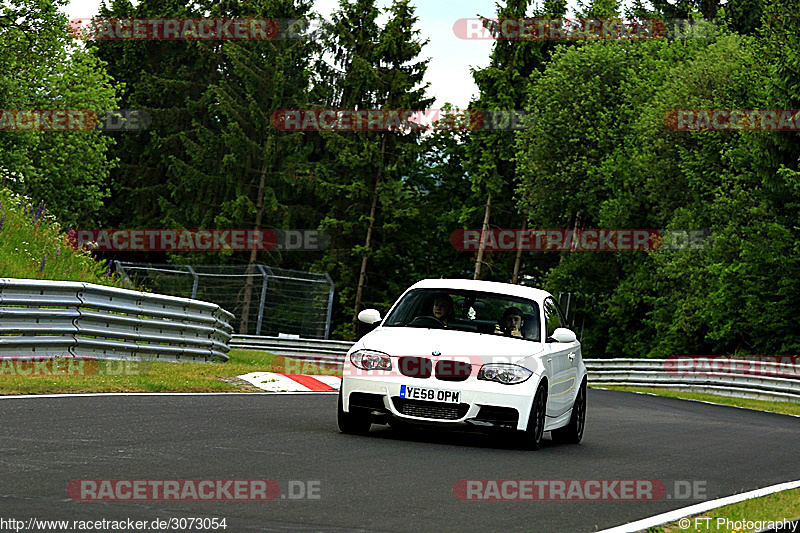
[432,294,455,326]
[498,307,525,338]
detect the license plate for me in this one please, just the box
[400,385,461,404]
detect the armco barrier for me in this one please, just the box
[588,361,800,402]
[229,337,800,402]
[230,334,352,363]
[0,278,234,362]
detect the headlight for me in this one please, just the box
[350,349,392,371]
[478,364,533,384]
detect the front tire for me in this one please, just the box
[519,381,547,450]
[551,379,586,445]
[337,388,371,435]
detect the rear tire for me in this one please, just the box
[551,379,586,445]
[519,381,547,450]
[337,388,371,435]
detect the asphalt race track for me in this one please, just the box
[1,389,799,532]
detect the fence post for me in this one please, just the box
[255,265,270,336]
[324,272,335,340]
[186,265,199,299]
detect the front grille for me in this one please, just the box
[435,360,471,381]
[397,357,432,378]
[392,398,470,420]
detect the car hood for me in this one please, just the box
[355,326,543,364]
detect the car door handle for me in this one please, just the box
[547,358,552,362]
[568,353,576,361]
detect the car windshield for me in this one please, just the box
[383,288,541,342]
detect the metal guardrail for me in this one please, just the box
[585,359,800,402]
[229,337,800,402]
[230,335,352,363]
[0,278,235,362]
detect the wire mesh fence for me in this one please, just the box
[115,262,334,338]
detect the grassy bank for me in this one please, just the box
[0,349,341,395]
[0,186,115,283]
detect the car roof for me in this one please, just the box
[407,279,551,301]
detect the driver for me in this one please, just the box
[432,294,455,326]
[497,307,524,338]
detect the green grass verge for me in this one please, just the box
[0,349,341,395]
[592,385,800,417]
[594,385,800,532]
[644,488,800,532]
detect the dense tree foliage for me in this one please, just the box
[0,0,118,225]
[516,11,799,356]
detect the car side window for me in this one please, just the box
[543,298,563,341]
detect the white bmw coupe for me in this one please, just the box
[338,278,587,449]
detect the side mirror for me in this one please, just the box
[357,309,382,325]
[551,328,577,343]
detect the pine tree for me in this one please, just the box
[95,0,216,230]
[160,0,321,332]
[315,0,432,336]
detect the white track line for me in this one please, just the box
[596,479,800,533]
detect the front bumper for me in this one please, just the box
[341,374,539,431]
